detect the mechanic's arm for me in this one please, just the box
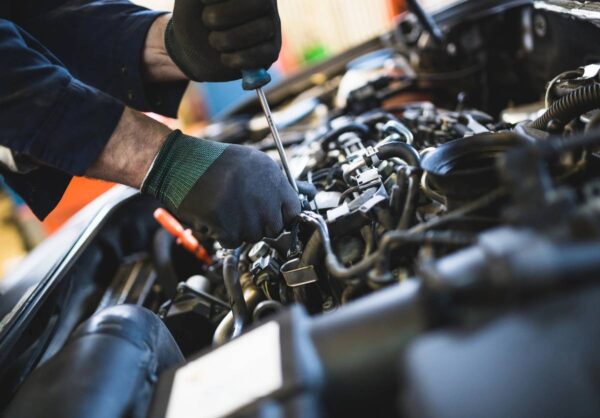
[12,0,280,115]
[11,1,187,117]
[85,0,296,248]
[3,0,294,246]
[0,18,124,214]
[87,107,299,248]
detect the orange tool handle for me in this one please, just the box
[153,208,213,265]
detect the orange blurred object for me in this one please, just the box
[42,177,115,234]
[278,33,301,74]
[153,208,213,265]
[389,0,406,16]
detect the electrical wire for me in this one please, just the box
[338,180,381,205]
[407,188,506,234]
[299,207,479,281]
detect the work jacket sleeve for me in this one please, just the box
[0,19,124,218]
[10,0,187,118]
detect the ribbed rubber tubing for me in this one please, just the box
[532,84,600,131]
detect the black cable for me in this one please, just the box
[409,188,506,234]
[379,120,414,145]
[375,142,421,168]
[299,212,475,281]
[338,180,381,205]
[222,249,249,338]
[372,230,474,279]
[152,229,179,299]
[299,187,504,281]
[531,84,600,131]
[319,123,370,150]
[398,170,420,230]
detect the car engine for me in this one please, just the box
[2,1,600,417]
[159,4,600,350]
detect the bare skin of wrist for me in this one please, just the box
[86,108,171,188]
[143,14,187,82]
[87,15,187,187]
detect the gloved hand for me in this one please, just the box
[165,0,281,82]
[142,130,300,248]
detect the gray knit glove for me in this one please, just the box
[142,130,300,248]
[165,0,281,82]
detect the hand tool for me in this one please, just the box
[242,69,300,194]
[154,208,213,265]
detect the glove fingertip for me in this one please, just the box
[297,181,317,200]
[282,197,301,225]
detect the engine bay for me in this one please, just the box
[159,0,600,351]
[3,1,600,417]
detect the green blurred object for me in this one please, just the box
[303,43,330,65]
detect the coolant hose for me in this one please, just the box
[222,252,250,339]
[397,170,420,230]
[300,229,325,268]
[213,280,261,346]
[152,228,179,299]
[342,140,421,185]
[381,120,414,145]
[299,212,474,281]
[375,142,421,168]
[320,123,370,150]
[531,84,600,131]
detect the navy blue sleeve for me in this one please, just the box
[12,0,187,117]
[0,19,124,218]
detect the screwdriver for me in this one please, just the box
[242,69,300,194]
[198,0,298,192]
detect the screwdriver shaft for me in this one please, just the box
[255,87,299,194]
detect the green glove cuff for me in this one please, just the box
[142,130,229,210]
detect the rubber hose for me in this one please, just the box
[152,229,179,299]
[300,229,325,268]
[222,253,249,339]
[381,120,414,145]
[213,284,261,346]
[320,123,370,150]
[531,84,600,131]
[376,142,421,167]
[252,300,283,321]
[398,173,419,230]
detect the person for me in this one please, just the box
[0,0,298,248]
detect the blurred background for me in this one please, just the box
[0,0,456,277]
